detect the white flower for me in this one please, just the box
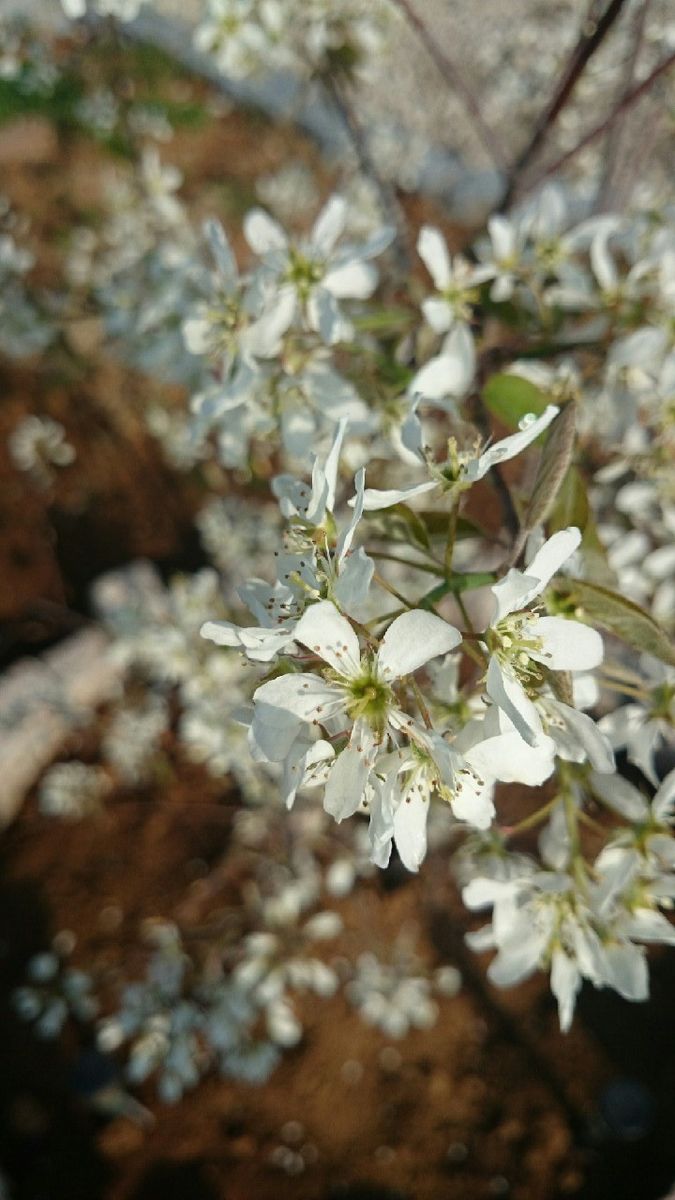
[408,323,475,408]
[9,415,75,483]
[599,657,675,786]
[250,600,461,821]
[244,195,393,345]
[358,404,559,511]
[464,868,649,1032]
[417,225,493,331]
[482,528,604,746]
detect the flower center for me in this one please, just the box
[287,251,325,299]
[489,613,546,689]
[343,667,393,731]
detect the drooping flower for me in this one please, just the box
[481,528,604,746]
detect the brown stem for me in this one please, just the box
[524,49,675,194]
[594,0,651,212]
[323,73,410,271]
[501,0,631,208]
[389,0,507,171]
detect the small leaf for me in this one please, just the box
[548,464,589,532]
[523,402,576,531]
[557,579,675,667]
[482,373,548,428]
[416,510,488,540]
[386,503,432,551]
[353,308,414,334]
[548,467,615,587]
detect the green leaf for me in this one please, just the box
[523,402,576,531]
[416,511,488,540]
[376,503,432,552]
[548,467,615,587]
[483,373,548,428]
[353,308,414,334]
[557,579,675,667]
[548,464,589,532]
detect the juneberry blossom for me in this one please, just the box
[417,225,494,332]
[463,867,650,1032]
[243,195,393,345]
[201,420,374,660]
[249,601,462,822]
[481,527,604,747]
[358,404,559,510]
[599,657,675,786]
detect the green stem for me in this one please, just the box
[370,551,445,576]
[444,502,459,575]
[373,570,416,609]
[501,794,559,837]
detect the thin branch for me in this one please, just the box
[523,50,675,194]
[501,0,631,208]
[389,0,507,171]
[594,0,651,212]
[323,73,410,271]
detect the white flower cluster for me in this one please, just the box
[0,197,53,360]
[61,0,145,21]
[38,761,110,819]
[96,855,345,1099]
[194,0,388,81]
[14,947,99,1038]
[9,416,75,487]
[183,196,392,466]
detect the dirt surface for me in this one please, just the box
[0,747,599,1200]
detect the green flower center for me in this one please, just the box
[488,614,546,689]
[286,251,325,299]
[343,667,393,731]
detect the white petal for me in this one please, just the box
[465,729,555,787]
[307,287,351,344]
[243,209,288,255]
[333,547,374,613]
[322,416,348,515]
[653,767,675,824]
[466,404,559,482]
[393,791,429,872]
[550,702,614,772]
[204,218,237,286]
[462,877,508,910]
[489,929,547,987]
[485,657,543,747]
[245,285,296,355]
[601,943,648,1001]
[323,260,377,300]
[421,296,453,333]
[524,527,581,595]
[253,673,343,723]
[490,568,541,623]
[337,467,366,563]
[376,610,461,680]
[530,616,604,671]
[451,774,495,830]
[311,195,347,255]
[590,771,648,820]
[281,738,334,810]
[293,600,361,676]
[488,215,516,263]
[417,225,452,290]
[359,480,437,511]
[324,721,376,821]
[249,705,303,763]
[625,908,675,946]
[550,949,580,1032]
